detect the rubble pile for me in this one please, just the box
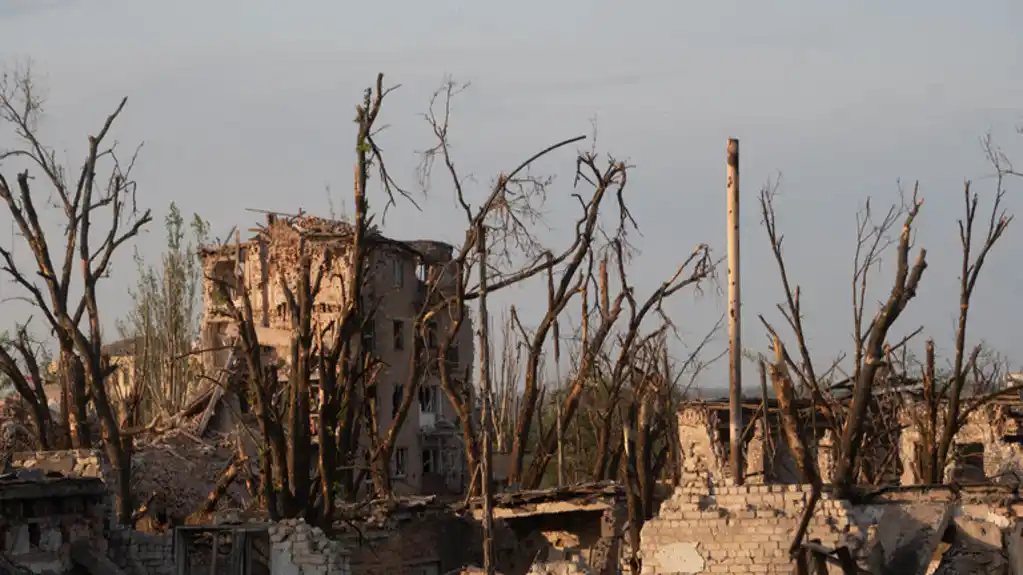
[131,427,251,526]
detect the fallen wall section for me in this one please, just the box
[270,518,351,575]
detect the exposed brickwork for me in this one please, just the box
[270,518,351,575]
[639,483,1021,574]
[641,484,850,574]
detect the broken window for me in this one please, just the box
[393,319,405,351]
[392,258,405,288]
[210,259,239,304]
[419,385,439,414]
[426,321,438,350]
[361,322,375,352]
[392,384,403,418]
[422,448,439,474]
[954,442,986,482]
[394,447,408,477]
[364,387,377,426]
[445,344,459,367]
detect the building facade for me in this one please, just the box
[199,214,474,496]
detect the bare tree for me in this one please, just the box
[758,181,927,492]
[0,67,151,523]
[488,312,522,453]
[0,322,53,448]
[891,147,1013,483]
[417,79,592,490]
[758,140,1020,490]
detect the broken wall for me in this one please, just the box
[500,507,624,575]
[679,406,808,487]
[332,494,624,575]
[335,510,474,575]
[899,403,1023,485]
[270,519,351,575]
[0,475,108,574]
[640,483,1016,574]
[12,449,119,525]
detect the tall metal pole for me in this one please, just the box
[727,138,744,485]
[476,224,495,574]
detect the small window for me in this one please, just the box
[954,442,986,482]
[363,399,374,425]
[445,345,459,366]
[419,385,439,414]
[392,384,403,418]
[392,258,405,288]
[394,448,408,478]
[364,386,377,425]
[392,319,405,351]
[422,448,439,474]
[416,262,429,282]
[361,322,375,352]
[426,321,438,350]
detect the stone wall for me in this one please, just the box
[270,518,351,575]
[640,483,1015,574]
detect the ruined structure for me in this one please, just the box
[328,483,626,575]
[0,467,108,574]
[638,399,1023,573]
[689,387,1023,487]
[199,214,474,496]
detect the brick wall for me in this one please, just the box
[639,483,1015,574]
[640,484,852,574]
[270,518,351,575]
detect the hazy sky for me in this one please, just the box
[1,0,1021,391]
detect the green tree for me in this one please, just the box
[117,202,209,425]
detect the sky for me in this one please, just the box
[0,0,1021,393]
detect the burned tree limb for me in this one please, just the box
[835,188,926,492]
[769,337,819,486]
[0,70,151,523]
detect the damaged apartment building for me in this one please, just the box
[198,213,474,496]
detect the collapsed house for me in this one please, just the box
[196,213,475,496]
[2,445,627,575]
[322,482,626,575]
[0,465,109,574]
[688,386,1023,486]
[637,392,1023,573]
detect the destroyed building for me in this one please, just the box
[198,214,474,496]
[635,390,1023,573]
[687,385,1023,487]
[323,482,626,575]
[0,466,108,574]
